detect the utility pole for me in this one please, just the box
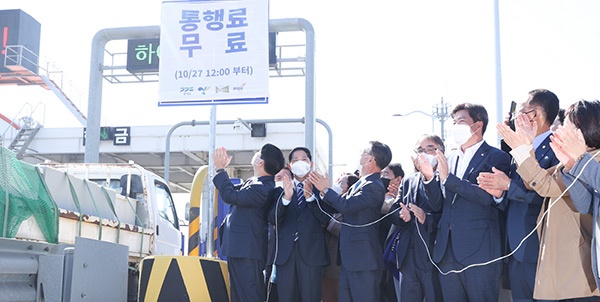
[432,97,451,141]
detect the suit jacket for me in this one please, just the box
[269,183,330,267]
[323,173,385,272]
[390,172,441,271]
[562,150,600,293]
[266,187,284,267]
[425,141,510,265]
[503,134,559,262]
[213,172,274,261]
[517,153,598,299]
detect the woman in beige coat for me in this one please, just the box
[497,112,598,300]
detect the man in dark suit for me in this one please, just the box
[478,89,560,302]
[425,103,511,302]
[388,134,444,302]
[265,167,293,302]
[269,147,330,302]
[309,140,392,302]
[212,143,285,302]
[380,163,404,302]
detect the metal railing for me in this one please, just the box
[4,45,38,73]
[100,42,307,84]
[4,45,85,122]
[1,103,45,147]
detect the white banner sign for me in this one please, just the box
[159,0,269,106]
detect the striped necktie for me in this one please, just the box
[297,182,306,209]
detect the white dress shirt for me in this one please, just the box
[453,140,485,179]
[282,179,315,206]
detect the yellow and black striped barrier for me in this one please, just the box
[188,166,207,256]
[138,256,229,302]
[188,165,224,258]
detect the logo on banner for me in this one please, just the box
[216,86,229,93]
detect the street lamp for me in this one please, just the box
[392,97,451,141]
[392,110,435,135]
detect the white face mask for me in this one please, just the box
[291,160,311,178]
[250,152,262,176]
[352,160,364,176]
[331,182,343,194]
[452,124,474,146]
[250,152,262,166]
[275,181,284,188]
[422,153,438,168]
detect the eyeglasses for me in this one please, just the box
[522,108,536,115]
[414,147,438,154]
[511,107,537,122]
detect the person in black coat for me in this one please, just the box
[309,140,392,302]
[380,163,404,302]
[425,103,510,302]
[265,167,293,302]
[478,89,560,302]
[213,143,285,302]
[269,147,331,302]
[389,134,444,302]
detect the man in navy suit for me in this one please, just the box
[265,167,293,302]
[309,140,392,302]
[388,134,444,302]
[213,143,285,302]
[425,103,511,301]
[269,147,330,302]
[478,89,560,302]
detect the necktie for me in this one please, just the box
[451,156,459,205]
[297,182,306,209]
[454,156,460,176]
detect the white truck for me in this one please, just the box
[0,146,182,302]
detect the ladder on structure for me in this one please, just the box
[8,117,42,159]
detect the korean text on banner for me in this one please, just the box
[159,0,269,106]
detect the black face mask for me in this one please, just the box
[381,178,391,192]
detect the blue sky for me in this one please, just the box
[2,0,600,176]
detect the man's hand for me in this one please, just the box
[304,181,315,200]
[436,150,449,182]
[308,171,331,193]
[477,167,510,190]
[399,203,411,223]
[477,167,508,198]
[497,114,534,150]
[283,173,293,200]
[407,203,426,224]
[386,181,399,200]
[213,147,232,169]
[414,153,434,180]
[515,113,537,144]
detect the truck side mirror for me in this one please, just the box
[185,202,190,221]
[119,174,143,198]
